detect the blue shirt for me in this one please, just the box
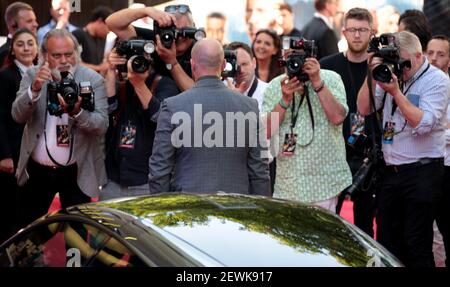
[374,58,450,165]
[37,20,79,44]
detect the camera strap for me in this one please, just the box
[290,85,315,147]
[247,77,259,98]
[43,109,75,168]
[390,63,430,117]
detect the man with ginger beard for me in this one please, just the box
[12,29,108,230]
[320,8,378,237]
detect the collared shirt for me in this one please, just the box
[242,76,268,112]
[262,70,352,203]
[374,58,450,165]
[37,20,78,44]
[13,60,30,76]
[314,12,334,30]
[31,112,74,167]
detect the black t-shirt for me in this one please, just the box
[320,52,375,159]
[134,26,193,78]
[105,74,180,186]
[72,28,105,65]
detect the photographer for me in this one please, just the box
[224,42,268,113]
[357,31,450,267]
[100,43,179,200]
[320,8,378,236]
[262,37,352,212]
[106,4,199,91]
[11,29,108,230]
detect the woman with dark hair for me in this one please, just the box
[0,28,38,242]
[252,29,284,83]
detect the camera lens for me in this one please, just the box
[161,31,174,48]
[372,63,394,83]
[130,55,150,73]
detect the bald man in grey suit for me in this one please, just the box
[149,39,270,196]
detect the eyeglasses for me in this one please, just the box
[164,4,191,14]
[345,27,371,35]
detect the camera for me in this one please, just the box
[367,33,411,83]
[115,39,156,73]
[47,71,94,116]
[153,22,206,49]
[221,49,240,78]
[278,37,317,81]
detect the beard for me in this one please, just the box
[50,62,77,81]
[347,41,370,54]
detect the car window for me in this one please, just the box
[0,220,145,267]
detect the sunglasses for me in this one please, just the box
[164,4,191,14]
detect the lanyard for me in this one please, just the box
[290,85,315,147]
[390,63,430,117]
[43,109,75,168]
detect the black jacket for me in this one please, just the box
[0,63,25,164]
[301,17,338,60]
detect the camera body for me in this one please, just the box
[47,71,94,116]
[153,22,206,49]
[367,33,411,83]
[115,39,156,73]
[278,37,317,81]
[222,49,240,78]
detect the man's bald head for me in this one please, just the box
[191,38,225,80]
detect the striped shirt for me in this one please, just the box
[374,58,450,165]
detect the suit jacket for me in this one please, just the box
[301,17,338,60]
[0,38,12,67]
[11,65,108,197]
[149,76,270,196]
[0,63,25,165]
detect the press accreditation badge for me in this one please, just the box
[282,133,297,156]
[350,113,365,134]
[56,125,70,147]
[382,121,395,144]
[119,123,137,149]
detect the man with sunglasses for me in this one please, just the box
[320,8,378,237]
[357,31,449,267]
[106,4,197,91]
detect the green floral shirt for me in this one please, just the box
[262,70,352,203]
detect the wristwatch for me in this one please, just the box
[166,62,178,71]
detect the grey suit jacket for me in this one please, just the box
[11,65,108,198]
[149,76,270,196]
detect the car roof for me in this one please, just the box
[54,193,399,267]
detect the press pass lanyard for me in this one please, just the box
[290,85,315,147]
[391,63,430,117]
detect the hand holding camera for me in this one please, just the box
[302,58,321,87]
[145,7,176,28]
[57,92,82,117]
[127,57,151,87]
[279,37,318,82]
[367,33,411,83]
[280,75,303,104]
[155,34,177,67]
[47,71,95,117]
